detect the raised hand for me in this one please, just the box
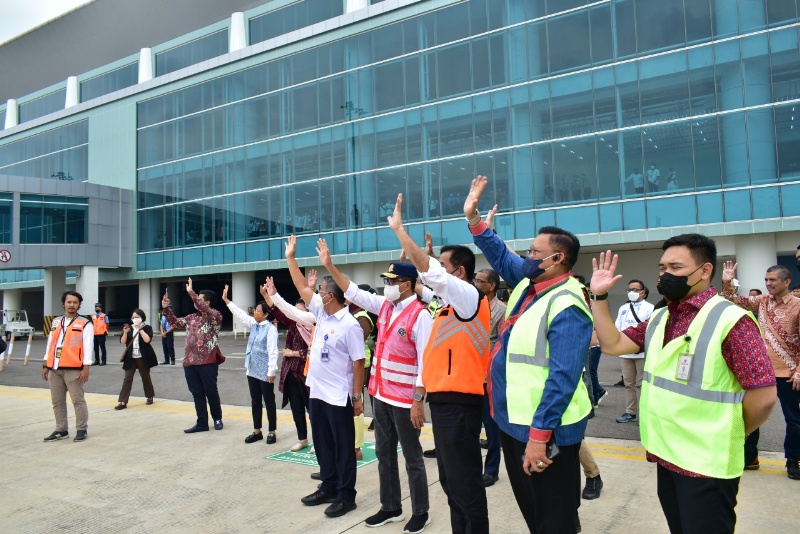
[285,235,297,259]
[399,248,407,262]
[316,238,331,267]
[387,193,404,231]
[264,276,278,296]
[161,293,170,308]
[721,260,737,283]
[590,250,624,296]
[222,284,230,304]
[424,232,434,257]
[485,204,498,230]
[464,175,489,220]
[307,269,317,289]
[186,277,193,294]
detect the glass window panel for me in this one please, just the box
[80,62,138,102]
[375,114,406,168]
[741,34,771,107]
[638,53,689,123]
[767,0,798,26]
[646,196,696,228]
[491,90,509,149]
[642,121,693,196]
[374,61,405,113]
[686,0,713,43]
[532,144,555,206]
[599,203,622,232]
[593,68,617,131]
[548,10,590,73]
[534,208,555,231]
[437,43,473,99]
[436,2,470,45]
[372,24,403,62]
[688,47,717,115]
[715,40,743,111]
[776,102,800,181]
[404,58,420,107]
[359,172,378,227]
[718,112,748,186]
[510,86,532,145]
[527,20,548,79]
[470,0,488,35]
[514,212,534,241]
[292,85,318,131]
[250,0,343,45]
[738,0,768,33]
[634,0,685,53]
[550,73,593,138]
[697,192,723,223]
[770,28,800,102]
[752,187,780,219]
[406,166,425,223]
[406,110,422,163]
[473,94,493,152]
[553,137,597,203]
[621,130,644,197]
[616,62,640,126]
[589,5,613,64]
[614,0,636,58]
[489,34,507,87]
[291,49,318,85]
[155,30,228,77]
[531,82,551,141]
[18,90,66,123]
[747,109,778,184]
[244,96,269,143]
[0,198,11,243]
[439,101,474,157]
[724,189,751,221]
[557,205,598,234]
[622,200,646,230]
[782,183,800,216]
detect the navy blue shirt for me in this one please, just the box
[474,225,592,446]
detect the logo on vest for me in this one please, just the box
[397,328,406,337]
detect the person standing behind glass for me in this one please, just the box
[625,168,644,195]
[646,163,661,192]
[222,285,280,445]
[160,310,175,365]
[666,168,678,191]
[115,309,158,410]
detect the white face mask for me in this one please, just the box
[132,317,142,327]
[384,284,402,302]
[627,291,641,302]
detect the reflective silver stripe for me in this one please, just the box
[645,309,668,350]
[431,310,490,353]
[381,360,418,374]
[646,299,743,404]
[509,352,549,367]
[651,375,745,404]
[382,370,417,385]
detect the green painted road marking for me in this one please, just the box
[265,441,388,468]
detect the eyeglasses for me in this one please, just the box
[474,278,490,285]
[318,290,332,296]
[627,287,643,292]
[527,248,558,259]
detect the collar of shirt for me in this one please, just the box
[391,294,418,312]
[667,286,716,314]
[533,272,572,294]
[329,305,351,321]
[773,293,795,305]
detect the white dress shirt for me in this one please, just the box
[43,315,95,368]
[614,299,655,358]
[418,255,481,319]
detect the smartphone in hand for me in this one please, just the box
[522,436,560,473]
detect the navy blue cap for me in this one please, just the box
[381,262,418,280]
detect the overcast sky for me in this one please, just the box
[0,0,92,44]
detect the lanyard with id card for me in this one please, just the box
[676,335,693,381]
[55,317,75,364]
[321,333,330,362]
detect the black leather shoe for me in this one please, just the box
[482,473,499,487]
[788,459,800,480]
[310,472,321,480]
[100,362,107,366]
[184,425,210,434]
[73,430,87,442]
[301,489,336,506]
[244,432,263,444]
[214,419,223,430]
[422,448,436,458]
[582,475,603,499]
[324,499,357,517]
[266,432,276,444]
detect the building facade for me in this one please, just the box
[1,0,800,324]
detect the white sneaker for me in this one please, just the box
[291,439,309,452]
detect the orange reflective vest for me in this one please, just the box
[92,314,108,335]
[370,299,426,405]
[422,295,491,395]
[46,316,90,369]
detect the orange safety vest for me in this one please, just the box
[370,299,426,405]
[46,316,90,369]
[422,295,491,395]
[92,314,108,335]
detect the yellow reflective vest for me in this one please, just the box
[504,276,593,427]
[640,295,755,478]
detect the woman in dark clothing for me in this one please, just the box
[115,308,158,409]
[260,284,311,452]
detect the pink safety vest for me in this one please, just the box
[369,298,426,406]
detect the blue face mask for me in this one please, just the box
[521,253,559,281]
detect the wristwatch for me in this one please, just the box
[590,292,608,301]
[352,394,362,402]
[413,392,425,402]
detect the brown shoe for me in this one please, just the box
[355,448,363,461]
[114,403,127,410]
[146,397,154,405]
[745,458,760,470]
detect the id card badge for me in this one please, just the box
[320,347,330,362]
[676,353,693,381]
[55,347,62,362]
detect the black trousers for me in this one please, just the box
[161,332,175,363]
[310,397,356,502]
[499,430,581,534]
[284,372,309,440]
[93,334,107,363]
[656,464,739,534]
[247,375,276,432]
[183,363,222,427]
[429,401,488,534]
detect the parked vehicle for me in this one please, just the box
[3,310,34,340]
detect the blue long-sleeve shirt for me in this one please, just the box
[474,225,591,446]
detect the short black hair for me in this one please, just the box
[749,288,763,295]
[131,308,146,321]
[61,290,83,304]
[538,226,580,268]
[440,245,476,280]
[628,279,645,291]
[254,301,269,315]
[573,274,586,285]
[662,233,717,278]
[321,275,346,305]
[198,289,216,305]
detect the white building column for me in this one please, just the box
[4,99,17,129]
[345,0,369,12]
[732,234,777,294]
[44,267,67,316]
[65,76,79,108]
[2,288,22,311]
[75,266,99,313]
[232,271,256,308]
[230,12,246,52]
[138,48,154,83]
[139,279,160,326]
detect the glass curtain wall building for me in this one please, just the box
[1,0,800,291]
[136,0,800,272]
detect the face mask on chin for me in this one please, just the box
[521,253,559,281]
[656,265,704,302]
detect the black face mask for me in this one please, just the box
[657,265,704,302]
